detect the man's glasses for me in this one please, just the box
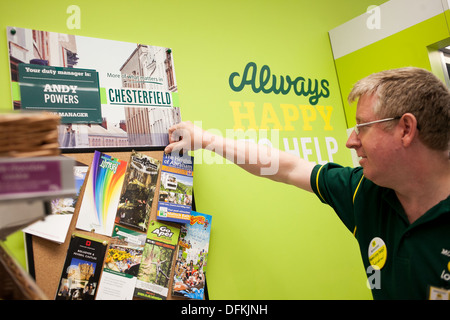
[353,116,401,135]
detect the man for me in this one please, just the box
[164,67,450,299]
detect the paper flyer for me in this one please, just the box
[115,151,160,232]
[134,220,180,300]
[173,211,212,299]
[157,153,194,224]
[76,151,127,236]
[23,164,88,243]
[55,234,107,300]
[96,226,146,300]
[96,231,145,300]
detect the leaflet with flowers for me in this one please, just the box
[96,226,147,300]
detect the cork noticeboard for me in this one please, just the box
[28,150,191,300]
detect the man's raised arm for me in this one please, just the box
[164,121,315,192]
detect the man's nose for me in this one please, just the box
[346,129,361,149]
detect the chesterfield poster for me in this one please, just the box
[7,26,181,149]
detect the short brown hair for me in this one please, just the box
[348,67,450,151]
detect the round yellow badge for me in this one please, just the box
[368,237,387,270]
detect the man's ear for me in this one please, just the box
[399,113,418,147]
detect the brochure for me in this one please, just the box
[111,224,148,247]
[157,153,193,224]
[76,151,127,236]
[55,234,107,300]
[134,220,180,300]
[115,151,160,232]
[173,211,212,299]
[96,226,147,300]
[23,164,88,243]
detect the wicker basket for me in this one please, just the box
[0,111,61,158]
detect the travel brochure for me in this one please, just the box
[96,225,147,300]
[115,151,160,232]
[157,153,194,224]
[173,211,212,300]
[76,151,128,236]
[96,241,144,300]
[55,234,107,300]
[133,220,180,300]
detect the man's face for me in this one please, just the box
[346,94,399,186]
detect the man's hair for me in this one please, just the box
[348,67,450,151]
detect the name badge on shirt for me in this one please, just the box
[429,286,450,300]
[368,237,387,270]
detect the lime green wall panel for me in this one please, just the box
[2,232,27,270]
[335,12,450,128]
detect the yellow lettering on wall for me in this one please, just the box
[316,105,333,130]
[260,103,282,130]
[230,101,334,132]
[299,105,316,131]
[229,101,259,130]
[280,104,299,131]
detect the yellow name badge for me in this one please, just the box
[429,286,450,300]
[368,237,387,270]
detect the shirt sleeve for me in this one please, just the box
[310,163,364,233]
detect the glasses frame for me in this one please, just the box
[354,116,401,135]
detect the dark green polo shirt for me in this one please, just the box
[310,163,450,300]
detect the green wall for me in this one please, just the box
[0,0,390,299]
[334,9,450,128]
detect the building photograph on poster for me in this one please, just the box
[7,26,182,150]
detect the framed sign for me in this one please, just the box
[18,64,102,124]
[7,26,182,150]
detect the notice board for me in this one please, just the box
[28,150,196,300]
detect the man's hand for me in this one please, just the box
[165,121,209,154]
